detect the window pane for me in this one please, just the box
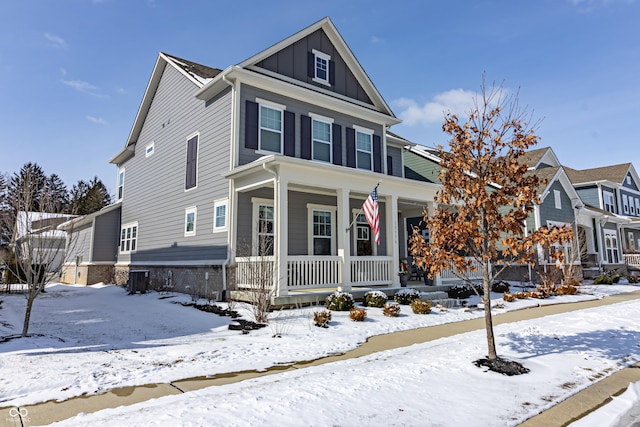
[315,56,327,81]
[313,140,331,162]
[260,129,281,152]
[357,151,372,170]
[215,205,226,228]
[313,120,331,142]
[356,132,371,151]
[260,106,281,131]
[314,238,331,255]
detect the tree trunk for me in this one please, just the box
[22,292,36,337]
[483,258,497,359]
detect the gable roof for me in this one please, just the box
[519,146,561,169]
[565,163,633,185]
[110,53,220,165]
[235,17,394,117]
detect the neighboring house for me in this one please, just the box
[60,203,121,285]
[106,17,443,304]
[565,163,640,270]
[14,211,76,275]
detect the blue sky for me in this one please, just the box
[1,0,638,196]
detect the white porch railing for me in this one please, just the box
[235,256,275,289]
[439,257,483,282]
[624,254,640,267]
[287,256,341,289]
[351,256,392,286]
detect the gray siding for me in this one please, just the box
[403,151,441,183]
[238,84,385,170]
[69,223,93,262]
[386,146,403,178]
[255,29,372,105]
[539,181,575,225]
[575,186,600,208]
[93,208,121,262]
[623,228,640,251]
[118,64,232,264]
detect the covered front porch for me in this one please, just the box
[226,155,443,301]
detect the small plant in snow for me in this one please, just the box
[363,290,388,308]
[503,292,515,302]
[349,307,367,322]
[491,281,510,293]
[268,308,296,338]
[410,298,431,314]
[325,291,354,311]
[394,288,420,305]
[383,302,401,317]
[313,310,332,328]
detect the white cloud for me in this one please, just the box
[394,89,477,126]
[86,116,107,125]
[568,0,636,11]
[62,79,108,98]
[44,32,67,49]
[370,36,384,44]
[116,87,127,95]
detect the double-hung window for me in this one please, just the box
[311,114,332,163]
[259,101,284,154]
[355,127,373,171]
[120,222,138,254]
[623,194,629,214]
[116,168,125,202]
[308,205,335,256]
[185,207,197,236]
[312,50,330,85]
[603,191,615,213]
[213,199,228,232]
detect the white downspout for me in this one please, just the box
[220,73,235,300]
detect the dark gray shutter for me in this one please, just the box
[300,115,311,160]
[346,128,356,168]
[373,134,382,173]
[307,52,315,78]
[387,155,393,176]
[185,135,198,189]
[245,100,258,150]
[332,123,342,166]
[284,111,295,157]
[329,60,335,85]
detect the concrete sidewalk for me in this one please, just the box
[2,290,640,426]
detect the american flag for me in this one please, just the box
[363,184,380,245]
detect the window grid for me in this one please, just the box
[185,208,197,236]
[312,119,332,162]
[356,130,372,171]
[119,223,137,254]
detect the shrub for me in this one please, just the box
[503,292,515,302]
[627,274,640,284]
[363,291,388,308]
[383,302,401,317]
[446,283,483,299]
[512,292,528,299]
[349,307,367,322]
[394,288,420,305]
[594,270,621,285]
[325,291,354,311]
[491,281,510,293]
[410,298,431,314]
[534,283,557,299]
[556,283,578,295]
[313,310,332,328]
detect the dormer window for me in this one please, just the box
[312,50,331,85]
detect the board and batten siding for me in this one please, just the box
[622,172,639,191]
[539,181,575,225]
[255,29,372,106]
[238,84,385,171]
[117,63,232,264]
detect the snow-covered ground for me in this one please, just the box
[1,282,639,426]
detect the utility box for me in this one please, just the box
[127,270,149,294]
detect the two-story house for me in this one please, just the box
[100,17,444,304]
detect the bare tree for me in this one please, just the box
[3,168,77,337]
[410,80,573,372]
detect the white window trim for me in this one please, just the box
[553,190,561,210]
[119,222,138,254]
[185,132,200,192]
[312,49,331,86]
[184,206,197,237]
[627,176,632,185]
[116,168,125,202]
[310,114,333,163]
[256,100,285,155]
[213,198,228,232]
[603,190,615,212]
[636,198,640,216]
[307,204,336,255]
[251,197,274,256]
[354,126,373,171]
[623,194,629,214]
[603,229,620,264]
[628,232,635,250]
[145,142,155,158]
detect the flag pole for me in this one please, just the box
[346,180,381,232]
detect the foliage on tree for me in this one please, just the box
[44,174,69,213]
[409,82,573,363]
[8,162,47,213]
[69,176,112,215]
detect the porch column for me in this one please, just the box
[336,188,351,291]
[595,219,604,268]
[275,176,289,297]
[386,194,400,287]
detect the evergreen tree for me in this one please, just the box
[44,174,69,213]
[8,163,47,213]
[69,176,111,215]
